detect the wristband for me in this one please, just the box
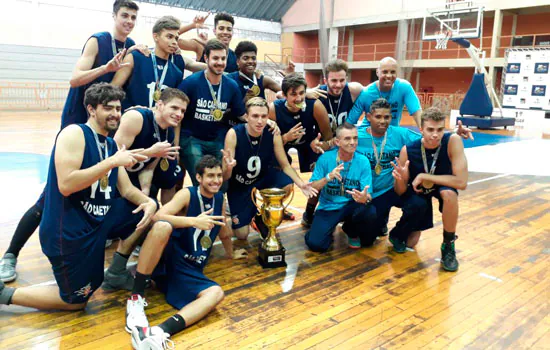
[326,173,331,181]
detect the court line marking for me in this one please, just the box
[18,173,510,290]
[479,272,503,283]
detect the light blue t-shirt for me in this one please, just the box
[347,78,421,127]
[357,125,420,199]
[357,125,422,198]
[310,148,372,211]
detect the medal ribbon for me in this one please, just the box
[150,50,170,108]
[238,71,258,89]
[87,124,109,162]
[111,33,126,57]
[336,152,354,196]
[197,188,215,241]
[327,89,343,132]
[152,114,169,143]
[421,141,442,175]
[368,127,388,172]
[204,71,223,111]
[245,124,264,157]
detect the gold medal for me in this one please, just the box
[212,109,223,121]
[375,164,382,175]
[200,235,212,249]
[100,175,109,190]
[153,89,161,102]
[422,180,434,189]
[160,158,169,172]
[250,85,260,96]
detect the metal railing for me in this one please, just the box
[290,33,550,63]
[416,92,465,113]
[0,82,67,110]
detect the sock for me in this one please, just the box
[305,203,316,217]
[0,286,16,305]
[158,314,186,336]
[108,252,129,274]
[443,230,456,244]
[131,271,150,297]
[5,204,43,258]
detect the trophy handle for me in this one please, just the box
[283,186,295,210]
[251,187,263,214]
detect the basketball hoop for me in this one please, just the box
[435,30,452,50]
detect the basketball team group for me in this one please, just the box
[0,1,473,349]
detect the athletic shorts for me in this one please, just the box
[46,198,144,304]
[153,242,218,310]
[414,185,459,231]
[228,167,293,229]
[153,159,184,189]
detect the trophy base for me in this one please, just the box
[258,246,287,269]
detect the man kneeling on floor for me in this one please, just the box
[126,155,247,349]
[305,122,377,252]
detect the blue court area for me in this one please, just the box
[0,152,50,224]
[402,126,521,148]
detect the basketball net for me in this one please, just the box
[435,30,452,50]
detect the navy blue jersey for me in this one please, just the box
[406,133,453,186]
[178,71,245,141]
[122,51,183,110]
[172,54,186,74]
[171,186,224,270]
[228,124,275,189]
[226,71,266,100]
[125,108,175,184]
[274,98,318,148]
[40,124,120,256]
[199,47,238,73]
[319,84,354,135]
[61,32,136,128]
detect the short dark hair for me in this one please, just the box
[113,0,139,14]
[421,107,446,126]
[235,41,257,58]
[326,59,348,74]
[84,83,125,109]
[195,155,222,176]
[214,12,235,27]
[160,88,189,105]
[369,98,391,113]
[204,39,227,59]
[335,122,356,138]
[281,72,307,95]
[153,16,180,34]
[246,97,269,112]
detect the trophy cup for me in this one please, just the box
[251,187,294,268]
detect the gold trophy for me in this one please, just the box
[251,187,294,268]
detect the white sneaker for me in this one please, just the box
[125,294,149,333]
[131,326,175,350]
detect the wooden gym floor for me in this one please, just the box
[0,111,548,349]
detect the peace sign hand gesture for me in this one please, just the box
[346,185,371,204]
[220,149,236,170]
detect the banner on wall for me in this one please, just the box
[502,48,550,111]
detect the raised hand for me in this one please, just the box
[193,208,226,230]
[328,163,345,182]
[232,248,248,260]
[105,49,130,73]
[193,11,211,27]
[283,122,305,143]
[456,120,474,140]
[346,185,371,204]
[220,149,236,170]
[306,85,328,100]
[150,141,180,159]
[112,145,149,167]
[266,119,280,136]
[299,182,319,198]
[283,60,296,76]
[310,133,324,154]
[133,200,157,230]
[391,157,409,183]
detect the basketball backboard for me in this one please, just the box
[422,0,483,41]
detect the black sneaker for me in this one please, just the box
[301,211,313,228]
[441,241,459,271]
[389,235,406,254]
